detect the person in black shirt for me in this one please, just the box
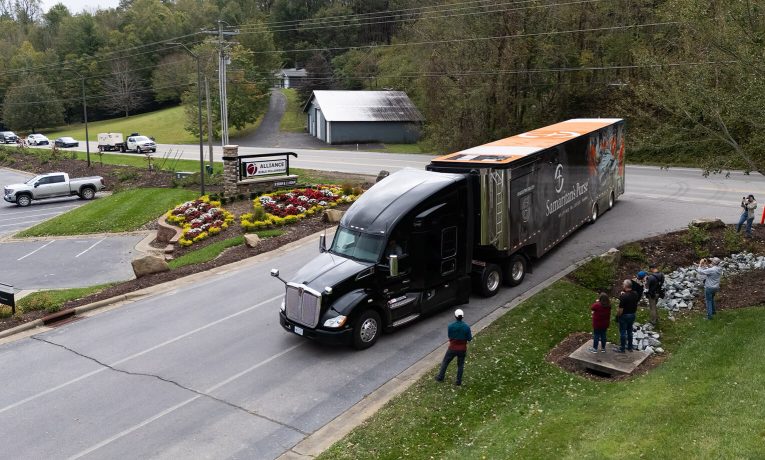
[616,279,640,353]
[645,264,665,326]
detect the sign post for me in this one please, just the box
[0,283,15,315]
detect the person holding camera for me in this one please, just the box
[697,257,723,320]
[736,195,758,237]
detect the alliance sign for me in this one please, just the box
[241,159,288,178]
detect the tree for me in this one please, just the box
[2,76,64,132]
[151,52,195,103]
[101,60,145,117]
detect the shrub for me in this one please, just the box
[342,182,354,195]
[0,305,13,319]
[570,257,616,293]
[682,224,711,258]
[621,243,646,262]
[18,292,60,313]
[117,169,139,182]
[723,226,744,253]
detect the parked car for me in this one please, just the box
[3,172,105,207]
[0,131,18,144]
[27,134,50,146]
[54,137,79,148]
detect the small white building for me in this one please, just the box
[274,68,307,89]
[303,90,424,145]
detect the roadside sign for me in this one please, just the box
[0,283,15,315]
[241,159,287,178]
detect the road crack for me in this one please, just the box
[32,336,308,435]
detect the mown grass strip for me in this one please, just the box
[279,89,306,133]
[319,279,765,459]
[16,284,114,314]
[168,230,285,269]
[16,188,197,237]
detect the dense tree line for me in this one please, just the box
[0,0,762,175]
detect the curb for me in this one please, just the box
[280,255,596,459]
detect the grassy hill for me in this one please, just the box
[45,106,261,145]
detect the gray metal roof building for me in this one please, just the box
[303,90,424,145]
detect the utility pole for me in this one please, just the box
[204,21,239,148]
[205,76,214,166]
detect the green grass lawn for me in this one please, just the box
[320,280,765,459]
[15,284,113,314]
[168,229,285,269]
[16,188,197,237]
[279,89,306,133]
[44,106,261,145]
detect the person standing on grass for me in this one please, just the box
[697,257,723,320]
[736,195,758,238]
[645,264,665,327]
[615,279,640,353]
[589,293,611,353]
[435,309,472,386]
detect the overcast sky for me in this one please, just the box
[41,0,121,14]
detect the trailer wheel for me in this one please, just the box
[79,187,96,200]
[589,202,599,223]
[352,309,381,350]
[477,263,502,297]
[16,194,32,207]
[608,191,615,209]
[503,254,527,287]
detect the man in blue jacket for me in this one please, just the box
[435,309,473,386]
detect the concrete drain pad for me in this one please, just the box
[568,341,650,376]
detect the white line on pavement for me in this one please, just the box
[68,343,304,460]
[0,219,48,228]
[0,204,80,217]
[0,294,283,416]
[17,240,56,261]
[75,238,105,258]
[0,210,71,223]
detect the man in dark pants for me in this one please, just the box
[645,264,665,326]
[435,309,472,386]
[615,279,640,353]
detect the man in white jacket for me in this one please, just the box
[736,195,758,237]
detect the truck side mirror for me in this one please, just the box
[270,269,279,277]
[389,255,399,277]
[319,234,326,253]
[34,182,39,188]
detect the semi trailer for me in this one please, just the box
[271,118,625,349]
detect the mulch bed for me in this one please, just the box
[548,223,765,379]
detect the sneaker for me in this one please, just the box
[600,349,607,353]
[434,377,444,382]
[588,347,598,353]
[614,348,626,354]
[627,348,634,352]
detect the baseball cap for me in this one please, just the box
[454,309,464,318]
[637,271,647,279]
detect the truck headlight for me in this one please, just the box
[280,298,285,312]
[323,315,347,328]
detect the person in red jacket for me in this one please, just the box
[590,292,611,353]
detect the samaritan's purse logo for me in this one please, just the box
[554,163,564,193]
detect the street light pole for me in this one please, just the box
[170,42,205,196]
[71,70,91,167]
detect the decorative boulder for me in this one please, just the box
[600,248,621,266]
[245,234,261,248]
[323,209,344,224]
[132,255,170,278]
[690,218,725,230]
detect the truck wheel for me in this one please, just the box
[503,254,527,287]
[16,194,32,207]
[477,263,502,297]
[120,145,126,153]
[589,202,599,223]
[352,309,381,350]
[608,191,615,209]
[98,146,104,153]
[136,146,142,154]
[80,187,96,200]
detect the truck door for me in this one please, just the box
[379,238,418,324]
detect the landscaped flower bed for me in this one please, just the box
[166,196,235,246]
[240,185,361,231]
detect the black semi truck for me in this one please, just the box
[272,119,625,349]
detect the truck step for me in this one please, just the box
[391,313,420,328]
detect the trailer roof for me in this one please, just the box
[431,118,623,165]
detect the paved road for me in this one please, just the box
[0,165,758,459]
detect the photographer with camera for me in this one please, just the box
[736,194,758,238]
[697,257,723,320]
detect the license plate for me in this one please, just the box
[294,326,303,336]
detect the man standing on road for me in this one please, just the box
[615,279,640,353]
[645,264,665,326]
[435,309,472,386]
[737,195,758,237]
[697,257,723,320]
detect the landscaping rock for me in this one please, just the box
[132,255,170,278]
[690,218,725,229]
[245,234,261,248]
[323,209,344,223]
[601,248,621,265]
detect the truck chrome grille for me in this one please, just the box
[285,283,322,328]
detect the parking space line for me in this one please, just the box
[0,219,48,228]
[0,211,71,223]
[17,240,56,261]
[0,204,80,216]
[75,238,105,258]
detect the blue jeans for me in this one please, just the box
[737,212,754,236]
[618,314,636,351]
[593,328,607,349]
[705,286,719,319]
[436,349,466,385]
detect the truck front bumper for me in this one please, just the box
[279,311,353,345]
[3,194,15,203]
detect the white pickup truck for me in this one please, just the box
[97,132,157,154]
[3,172,105,207]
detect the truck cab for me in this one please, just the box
[273,169,474,349]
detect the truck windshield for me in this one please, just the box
[329,227,384,263]
[135,136,150,142]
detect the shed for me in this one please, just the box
[303,90,424,145]
[275,68,307,88]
